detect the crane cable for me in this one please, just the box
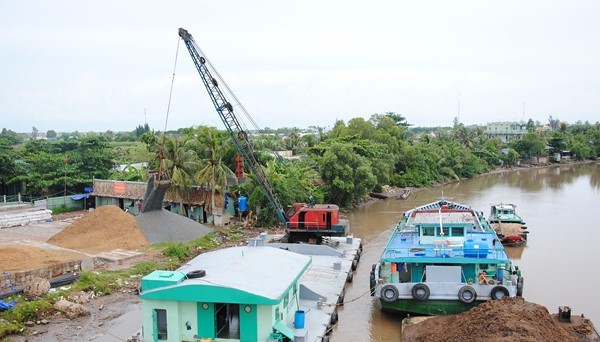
[164,36,181,134]
[153,36,181,181]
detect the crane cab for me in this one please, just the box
[286,203,349,242]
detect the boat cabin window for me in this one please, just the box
[422,227,435,236]
[451,227,464,236]
[154,309,168,340]
[436,227,449,237]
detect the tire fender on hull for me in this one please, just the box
[380,284,399,302]
[490,285,510,300]
[411,283,430,301]
[458,285,477,304]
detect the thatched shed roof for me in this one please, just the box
[91,179,222,207]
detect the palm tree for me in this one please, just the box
[156,135,198,216]
[193,128,236,216]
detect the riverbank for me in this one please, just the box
[358,159,598,209]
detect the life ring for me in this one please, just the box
[380,284,399,302]
[411,283,430,301]
[458,286,477,304]
[490,286,510,300]
[352,259,358,271]
[337,292,345,305]
[187,270,206,279]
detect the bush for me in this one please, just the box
[162,243,192,261]
[0,298,52,323]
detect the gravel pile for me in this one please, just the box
[135,209,214,243]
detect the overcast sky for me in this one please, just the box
[1,0,599,134]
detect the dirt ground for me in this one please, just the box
[10,289,142,342]
[402,297,599,342]
[0,245,88,272]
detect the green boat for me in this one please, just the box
[489,203,528,246]
[371,199,523,316]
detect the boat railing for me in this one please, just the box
[384,243,507,260]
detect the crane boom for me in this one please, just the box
[178,28,288,225]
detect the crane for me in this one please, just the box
[178,28,348,242]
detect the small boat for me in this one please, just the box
[397,188,411,200]
[489,204,528,245]
[371,199,523,316]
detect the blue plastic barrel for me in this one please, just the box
[238,196,248,211]
[294,310,305,329]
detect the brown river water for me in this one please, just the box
[332,162,600,342]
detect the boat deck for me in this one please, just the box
[259,235,362,342]
[381,228,509,263]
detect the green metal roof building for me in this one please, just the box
[140,246,312,342]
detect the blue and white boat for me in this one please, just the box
[371,199,523,315]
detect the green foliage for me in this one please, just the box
[73,271,116,295]
[131,261,161,275]
[0,320,21,338]
[0,137,17,184]
[162,243,192,261]
[13,136,115,196]
[190,232,222,250]
[512,132,546,157]
[0,299,52,323]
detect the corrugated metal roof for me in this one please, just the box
[176,246,311,301]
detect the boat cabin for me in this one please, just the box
[140,246,311,342]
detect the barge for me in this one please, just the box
[139,234,361,342]
[372,199,523,316]
[489,203,529,246]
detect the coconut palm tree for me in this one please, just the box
[155,135,198,216]
[193,128,236,216]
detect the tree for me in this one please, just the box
[193,128,235,215]
[1,128,23,145]
[156,135,198,216]
[512,132,546,157]
[31,126,39,139]
[46,130,57,140]
[0,137,17,185]
[314,141,377,207]
[548,115,560,130]
[500,148,520,167]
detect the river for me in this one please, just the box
[332,162,600,342]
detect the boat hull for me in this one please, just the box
[380,298,482,316]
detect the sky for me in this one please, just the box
[1,0,599,134]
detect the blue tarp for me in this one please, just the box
[70,193,91,201]
[0,299,15,311]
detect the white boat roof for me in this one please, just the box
[176,246,311,300]
[412,212,476,225]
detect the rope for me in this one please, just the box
[164,36,180,134]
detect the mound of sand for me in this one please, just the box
[0,245,87,272]
[135,209,214,244]
[47,205,148,253]
[402,297,579,342]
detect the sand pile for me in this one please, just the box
[402,297,580,342]
[47,205,148,253]
[0,245,86,272]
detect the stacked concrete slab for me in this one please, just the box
[0,206,52,228]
